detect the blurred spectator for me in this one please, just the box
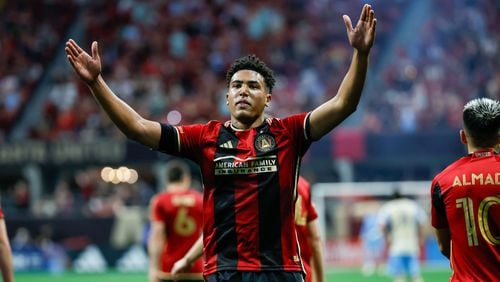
[36,224,68,274]
[11,227,45,271]
[53,180,76,215]
[12,180,30,213]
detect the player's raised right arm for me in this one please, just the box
[65,39,161,149]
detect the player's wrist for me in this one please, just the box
[185,256,194,266]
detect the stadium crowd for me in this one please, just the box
[27,0,408,141]
[0,0,77,141]
[17,0,498,142]
[363,0,499,133]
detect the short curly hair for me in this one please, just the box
[226,54,276,93]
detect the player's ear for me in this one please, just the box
[459,129,468,145]
[265,93,272,107]
[226,92,229,105]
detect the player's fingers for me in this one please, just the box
[65,41,79,58]
[69,39,86,55]
[343,15,353,33]
[368,9,374,25]
[66,55,77,69]
[91,41,99,60]
[371,18,377,35]
[360,4,369,22]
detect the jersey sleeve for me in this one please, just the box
[430,179,448,229]
[0,207,4,219]
[157,123,206,161]
[307,202,318,222]
[281,112,312,156]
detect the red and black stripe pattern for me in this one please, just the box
[158,113,312,275]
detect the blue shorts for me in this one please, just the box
[206,271,304,282]
[386,254,420,277]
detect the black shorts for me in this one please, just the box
[206,271,304,282]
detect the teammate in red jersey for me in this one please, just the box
[66,4,376,281]
[430,97,500,281]
[0,207,14,282]
[295,176,324,282]
[148,160,203,282]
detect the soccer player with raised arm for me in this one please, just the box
[65,4,376,281]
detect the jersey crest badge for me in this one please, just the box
[254,133,276,153]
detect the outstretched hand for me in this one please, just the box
[65,39,101,84]
[343,4,377,54]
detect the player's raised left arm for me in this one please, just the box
[309,4,376,140]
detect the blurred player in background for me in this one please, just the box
[430,97,500,281]
[148,160,203,282]
[0,207,14,282]
[65,4,376,281]
[359,207,384,276]
[378,188,426,282]
[295,176,324,282]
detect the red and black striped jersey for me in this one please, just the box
[158,112,312,275]
[431,149,500,282]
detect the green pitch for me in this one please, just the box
[15,267,451,282]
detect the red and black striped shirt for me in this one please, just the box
[158,113,312,275]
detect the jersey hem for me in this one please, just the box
[203,265,303,276]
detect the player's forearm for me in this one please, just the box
[148,237,164,271]
[88,75,158,147]
[310,239,325,282]
[184,236,203,265]
[0,256,14,282]
[309,50,369,140]
[336,50,369,113]
[0,242,14,282]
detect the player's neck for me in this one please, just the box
[230,117,265,131]
[467,146,496,154]
[167,183,188,192]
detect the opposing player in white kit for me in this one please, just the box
[377,189,426,282]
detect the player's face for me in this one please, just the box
[227,70,271,125]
